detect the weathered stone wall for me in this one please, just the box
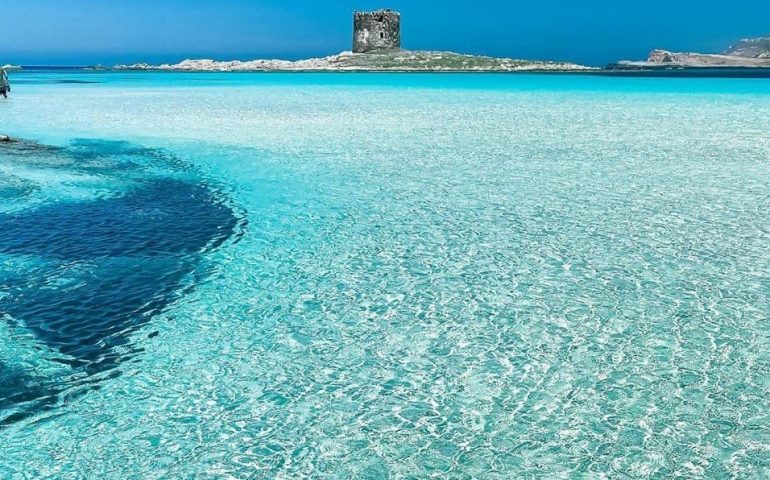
[353,10,401,53]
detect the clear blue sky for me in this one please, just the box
[4,0,770,66]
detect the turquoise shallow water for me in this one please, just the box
[2,71,770,478]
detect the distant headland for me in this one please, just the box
[613,34,770,69]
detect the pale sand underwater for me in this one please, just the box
[2,71,770,478]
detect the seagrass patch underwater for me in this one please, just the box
[0,138,244,425]
[1,72,770,478]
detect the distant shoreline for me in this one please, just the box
[12,66,770,79]
[8,33,770,77]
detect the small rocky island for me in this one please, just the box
[115,9,591,73]
[115,50,589,73]
[615,34,770,68]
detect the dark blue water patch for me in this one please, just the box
[0,138,191,175]
[0,139,245,425]
[3,257,197,369]
[0,362,63,426]
[7,78,102,85]
[0,362,54,411]
[0,357,96,426]
[0,179,237,259]
[49,80,102,84]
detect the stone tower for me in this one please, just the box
[353,10,401,53]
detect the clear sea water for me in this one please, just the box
[2,71,770,479]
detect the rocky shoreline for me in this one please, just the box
[614,35,770,69]
[113,50,593,73]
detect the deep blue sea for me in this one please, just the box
[2,70,770,478]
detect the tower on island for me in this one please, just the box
[353,9,401,53]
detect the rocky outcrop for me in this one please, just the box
[725,36,770,58]
[114,50,593,72]
[646,50,676,63]
[643,49,770,67]
[616,34,770,68]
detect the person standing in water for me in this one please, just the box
[0,67,10,98]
